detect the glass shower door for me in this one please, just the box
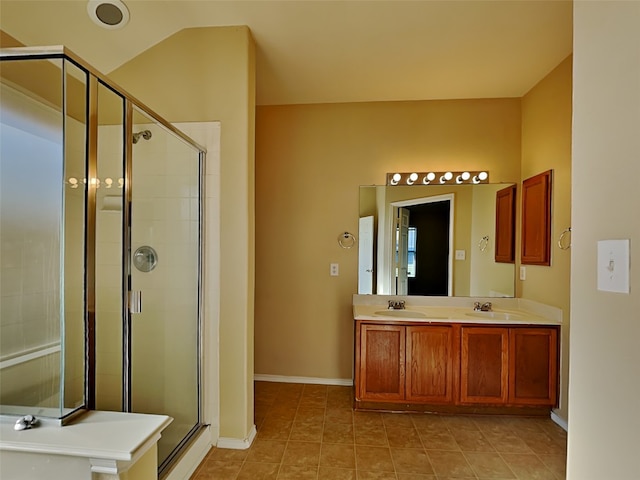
[129,109,202,468]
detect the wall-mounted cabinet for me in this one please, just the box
[495,184,517,263]
[521,170,552,265]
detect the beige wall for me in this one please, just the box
[110,26,256,441]
[520,56,573,421]
[568,2,640,478]
[255,99,521,380]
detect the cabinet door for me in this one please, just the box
[460,327,508,404]
[358,324,405,401]
[406,325,454,403]
[521,170,552,265]
[509,328,558,406]
[495,184,516,263]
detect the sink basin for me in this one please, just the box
[374,310,428,318]
[465,311,526,321]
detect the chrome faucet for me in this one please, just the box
[473,301,492,312]
[388,300,406,310]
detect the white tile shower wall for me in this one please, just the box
[127,121,203,431]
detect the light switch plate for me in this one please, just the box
[520,266,526,281]
[597,239,630,293]
[455,250,466,261]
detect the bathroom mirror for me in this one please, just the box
[359,183,516,297]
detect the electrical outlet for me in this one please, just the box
[330,263,339,276]
[455,250,466,260]
[519,266,526,281]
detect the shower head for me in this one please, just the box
[132,130,152,144]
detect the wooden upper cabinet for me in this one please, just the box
[521,170,552,265]
[405,325,455,403]
[495,184,517,263]
[460,327,509,404]
[357,324,405,401]
[509,328,558,406]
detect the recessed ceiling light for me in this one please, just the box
[87,0,130,29]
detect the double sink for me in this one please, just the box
[373,309,525,321]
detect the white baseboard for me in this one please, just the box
[550,410,568,432]
[216,424,257,450]
[254,374,353,386]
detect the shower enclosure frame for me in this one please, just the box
[0,46,207,476]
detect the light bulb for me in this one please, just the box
[68,177,78,189]
[478,171,488,181]
[407,172,418,185]
[461,172,471,181]
[427,172,436,181]
[104,178,113,188]
[444,171,453,181]
[390,173,401,185]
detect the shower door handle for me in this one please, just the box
[129,290,142,314]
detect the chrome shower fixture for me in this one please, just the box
[132,130,152,144]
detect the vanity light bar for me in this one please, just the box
[386,171,489,186]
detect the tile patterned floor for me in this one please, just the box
[191,382,567,479]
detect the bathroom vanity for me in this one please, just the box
[353,295,561,415]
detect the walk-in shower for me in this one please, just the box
[0,46,206,476]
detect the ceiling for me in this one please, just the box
[0,0,573,106]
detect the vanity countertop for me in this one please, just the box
[353,294,562,326]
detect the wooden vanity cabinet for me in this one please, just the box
[355,322,456,404]
[509,327,558,405]
[405,325,456,403]
[356,324,405,401]
[460,327,509,404]
[459,325,558,407]
[355,320,559,411]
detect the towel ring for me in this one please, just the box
[478,235,489,252]
[338,232,356,249]
[558,227,571,250]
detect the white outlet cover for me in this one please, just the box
[330,263,339,276]
[455,250,466,260]
[597,239,630,293]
